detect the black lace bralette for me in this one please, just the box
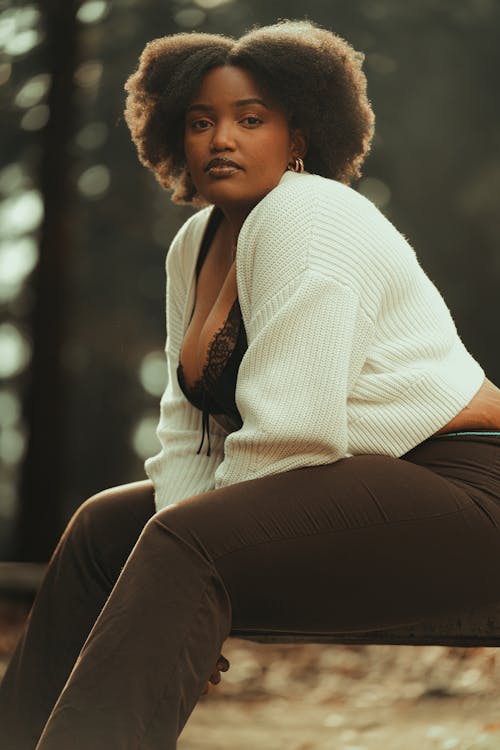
[176,207,247,456]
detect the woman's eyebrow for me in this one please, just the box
[234,98,269,108]
[186,98,269,113]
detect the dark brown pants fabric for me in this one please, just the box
[2,433,500,749]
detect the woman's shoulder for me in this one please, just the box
[237,171,423,321]
[239,171,414,273]
[240,171,397,250]
[253,171,375,216]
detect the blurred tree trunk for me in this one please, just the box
[14,0,79,561]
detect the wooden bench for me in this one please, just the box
[232,600,500,648]
[2,563,499,648]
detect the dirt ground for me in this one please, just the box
[2,601,500,750]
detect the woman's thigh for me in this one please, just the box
[157,436,500,634]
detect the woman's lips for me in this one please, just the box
[206,164,242,178]
[204,158,243,178]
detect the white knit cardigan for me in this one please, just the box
[145,170,484,512]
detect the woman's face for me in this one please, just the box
[184,65,305,217]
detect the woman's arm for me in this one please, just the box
[212,169,483,488]
[213,268,373,489]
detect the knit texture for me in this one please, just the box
[145,171,484,511]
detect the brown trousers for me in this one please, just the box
[2,433,500,749]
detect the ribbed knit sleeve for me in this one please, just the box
[144,211,226,512]
[213,269,373,487]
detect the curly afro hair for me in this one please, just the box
[124,19,375,205]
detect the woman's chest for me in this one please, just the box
[179,241,238,388]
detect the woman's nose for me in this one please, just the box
[210,121,236,152]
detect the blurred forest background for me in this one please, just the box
[0,0,499,562]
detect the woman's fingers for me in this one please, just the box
[202,654,231,695]
[201,672,219,695]
[217,654,230,671]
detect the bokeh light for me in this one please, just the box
[358,177,392,209]
[174,8,206,28]
[0,163,30,196]
[14,73,51,108]
[0,190,44,236]
[194,0,234,8]
[75,121,108,150]
[0,426,26,466]
[77,165,111,199]
[0,236,38,302]
[20,104,50,131]
[131,415,160,461]
[0,324,31,379]
[77,0,110,25]
[0,62,12,85]
[0,390,22,427]
[4,29,42,57]
[0,4,43,58]
[139,351,167,397]
[74,60,103,89]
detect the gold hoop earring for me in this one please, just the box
[287,157,305,173]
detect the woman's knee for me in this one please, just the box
[145,493,226,563]
[64,485,129,542]
[55,481,155,575]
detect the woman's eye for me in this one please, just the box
[192,119,212,130]
[241,116,262,126]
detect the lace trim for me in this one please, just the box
[178,297,241,400]
[177,298,242,456]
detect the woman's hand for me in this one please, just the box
[201,654,230,695]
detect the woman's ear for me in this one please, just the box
[290,128,308,160]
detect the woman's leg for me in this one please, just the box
[34,435,500,749]
[0,479,155,750]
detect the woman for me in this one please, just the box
[2,19,500,750]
